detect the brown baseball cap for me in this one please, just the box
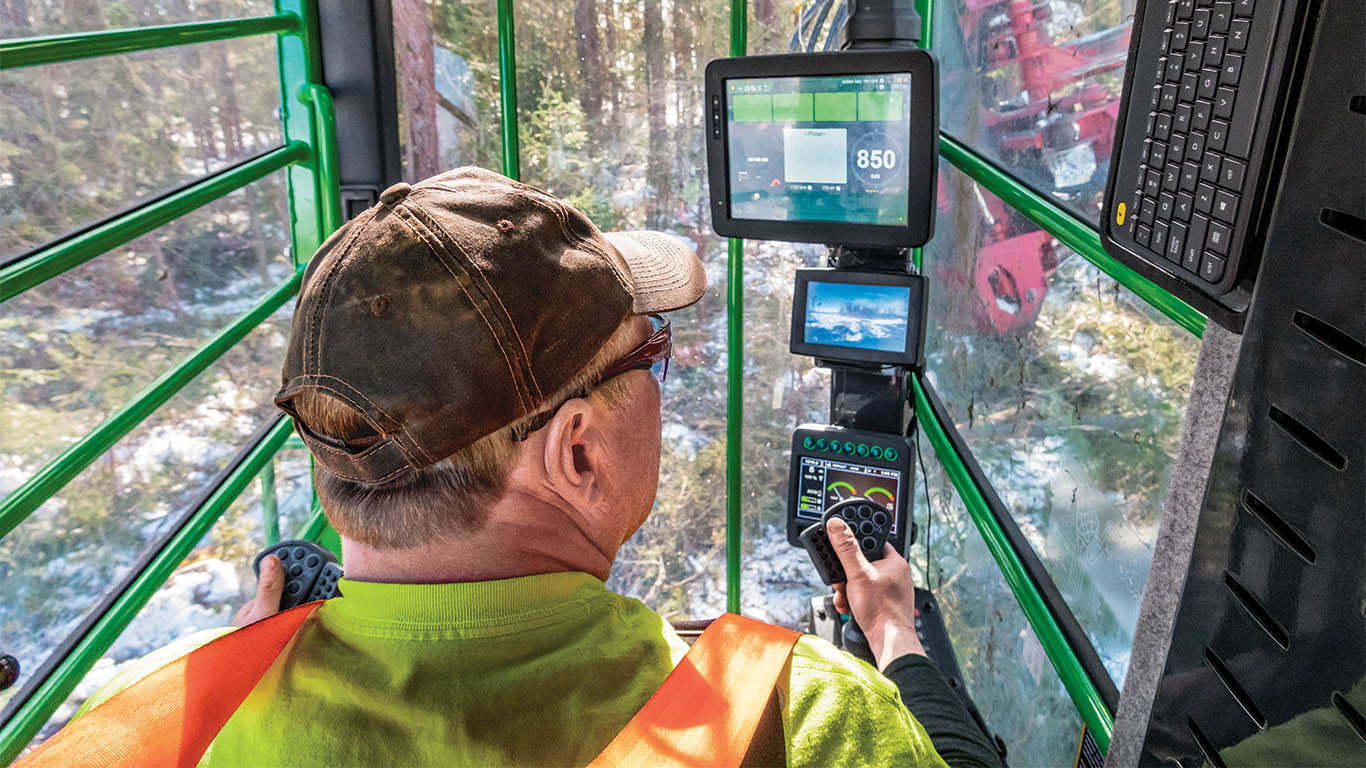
[274,167,706,486]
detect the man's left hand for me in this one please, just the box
[233,554,285,627]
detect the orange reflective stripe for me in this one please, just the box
[589,613,801,767]
[15,601,322,768]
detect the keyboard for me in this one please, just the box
[1102,0,1311,325]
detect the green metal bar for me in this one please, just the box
[912,376,1114,750]
[496,0,520,180]
[916,0,934,48]
[0,143,307,304]
[260,458,280,546]
[724,0,747,616]
[0,269,304,541]
[938,135,1206,338]
[0,417,293,765]
[297,500,327,541]
[300,83,344,236]
[275,0,328,267]
[0,15,299,71]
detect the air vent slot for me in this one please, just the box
[1204,647,1268,729]
[1240,489,1316,564]
[1268,405,1347,471]
[1332,691,1366,742]
[1223,570,1290,649]
[1321,208,1366,243]
[1350,95,1366,115]
[1187,718,1229,768]
[1293,311,1366,366]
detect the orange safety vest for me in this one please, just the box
[15,604,801,768]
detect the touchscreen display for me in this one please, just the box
[794,455,900,533]
[804,280,910,353]
[726,73,912,225]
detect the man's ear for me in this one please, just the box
[541,398,605,509]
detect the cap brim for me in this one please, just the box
[603,231,707,314]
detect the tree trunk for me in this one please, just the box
[574,0,605,140]
[643,0,670,227]
[672,0,696,234]
[393,0,440,180]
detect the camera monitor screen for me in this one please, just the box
[794,455,902,535]
[803,279,910,354]
[789,268,926,369]
[726,74,912,226]
[706,50,938,248]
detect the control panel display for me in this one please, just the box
[803,279,911,354]
[794,455,902,535]
[787,424,914,555]
[705,49,938,248]
[726,74,912,226]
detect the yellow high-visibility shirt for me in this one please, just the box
[84,572,947,767]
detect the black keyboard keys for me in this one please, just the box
[1221,53,1243,85]
[1166,221,1187,263]
[1214,87,1236,119]
[1208,120,1229,151]
[1181,161,1201,192]
[1211,2,1233,34]
[1196,182,1217,214]
[1204,35,1226,67]
[1176,191,1194,220]
[1193,8,1211,37]
[1192,100,1212,131]
[1220,157,1246,189]
[1146,167,1163,196]
[1229,19,1250,51]
[1158,192,1176,219]
[1201,252,1227,282]
[1175,103,1192,132]
[1206,220,1232,254]
[1170,134,1187,163]
[1201,153,1222,183]
[1184,215,1208,271]
[1213,189,1239,222]
[1163,162,1182,192]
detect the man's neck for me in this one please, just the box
[339,491,616,584]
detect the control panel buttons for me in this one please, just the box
[855,443,869,457]
[815,438,827,451]
[842,441,856,454]
[870,446,883,459]
[884,447,899,462]
[802,436,815,450]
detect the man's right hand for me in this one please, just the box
[827,517,926,670]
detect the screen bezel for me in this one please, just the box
[789,268,927,368]
[706,50,938,248]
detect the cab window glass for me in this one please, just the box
[20,444,314,749]
[503,0,732,618]
[922,158,1199,683]
[914,445,1085,764]
[0,316,292,716]
[393,0,504,177]
[1,36,284,260]
[735,0,846,625]
[934,0,1136,224]
[0,0,275,37]
[0,176,294,487]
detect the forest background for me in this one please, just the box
[1,0,1193,762]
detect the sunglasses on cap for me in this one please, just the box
[511,315,671,441]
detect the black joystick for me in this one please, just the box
[800,497,917,666]
[799,497,896,586]
[253,539,343,610]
